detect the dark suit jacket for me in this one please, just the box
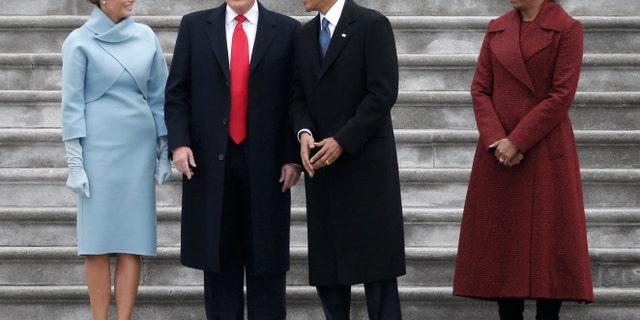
[164,2,300,274]
[289,0,406,286]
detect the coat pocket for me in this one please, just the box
[544,126,565,160]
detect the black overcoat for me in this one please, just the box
[289,0,406,286]
[164,2,300,275]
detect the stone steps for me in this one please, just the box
[1,53,638,91]
[0,167,638,208]
[1,205,637,249]
[0,284,637,320]
[1,246,638,288]
[1,128,638,169]
[1,1,638,318]
[2,90,639,130]
[2,0,638,17]
[1,16,639,54]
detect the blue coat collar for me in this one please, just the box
[85,6,136,43]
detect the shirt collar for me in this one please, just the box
[320,0,346,28]
[225,1,259,26]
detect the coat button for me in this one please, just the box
[222,118,228,125]
[218,154,225,161]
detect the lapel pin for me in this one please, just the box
[341,33,347,38]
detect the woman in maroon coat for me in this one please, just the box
[453,0,594,319]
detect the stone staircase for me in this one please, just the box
[0,0,638,319]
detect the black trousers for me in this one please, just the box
[316,278,402,320]
[203,140,286,320]
[497,298,562,320]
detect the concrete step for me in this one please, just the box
[393,91,640,131]
[0,285,637,320]
[394,129,640,169]
[1,16,639,54]
[1,204,637,249]
[0,167,638,210]
[2,90,638,131]
[1,246,638,290]
[2,0,638,17]
[397,54,640,92]
[2,128,638,169]
[1,53,638,92]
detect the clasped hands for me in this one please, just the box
[489,138,524,167]
[299,132,343,178]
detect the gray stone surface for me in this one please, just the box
[1,1,639,318]
[2,0,639,17]
[2,16,640,54]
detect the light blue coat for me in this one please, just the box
[61,7,168,256]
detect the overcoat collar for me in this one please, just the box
[205,2,279,82]
[488,0,568,93]
[85,6,136,43]
[301,0,356,82]
[83,6,150,100]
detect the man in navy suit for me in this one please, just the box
[289,0,406,319]
[164,0,300,318]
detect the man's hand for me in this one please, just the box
[172,146,196,179]
[279,163,302,192]
[299,132,316,177]
[310,137,343,170]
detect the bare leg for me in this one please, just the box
[85,254,112,320]
[114,253,141,320]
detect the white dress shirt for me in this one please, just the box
[319,0,345,38]
[225,2,259,65]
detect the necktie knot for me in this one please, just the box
[236,15,246,24]
[322,17,330,30]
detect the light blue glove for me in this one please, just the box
[64,138,90,198]
[155,136,172,184]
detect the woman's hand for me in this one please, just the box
[490,139,522,167]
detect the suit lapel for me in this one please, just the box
[521,22,552,62]
[303,15,323,79]
[489,11,535,93]
[251,3,276,74]
[318,0,355,81]
[205,4,230,81]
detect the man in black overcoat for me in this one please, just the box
[289,0,406,318]
[164,0,301,318]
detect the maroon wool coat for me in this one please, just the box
[453,1,594,302]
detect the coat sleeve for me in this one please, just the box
[471,28,508,151]
[283,22,303,166]
[332,14,399,155]
[289,30,316,139]
[164,15,193,150]
[508,20,584,153]
[61,34,88,141]
[148,34,169,137]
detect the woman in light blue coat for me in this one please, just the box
[61,0,170,319]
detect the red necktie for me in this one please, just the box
[229,15,249,144]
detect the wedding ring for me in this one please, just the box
[499,158,505,164]
[325,160,330,165]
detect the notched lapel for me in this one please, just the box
[318,3,356,81]
[318,22,352,79]
[205,7,230,81]
[304,15,323,79]
[251,6,276,74]
[489,12,535,93]
[522,23,553,62]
